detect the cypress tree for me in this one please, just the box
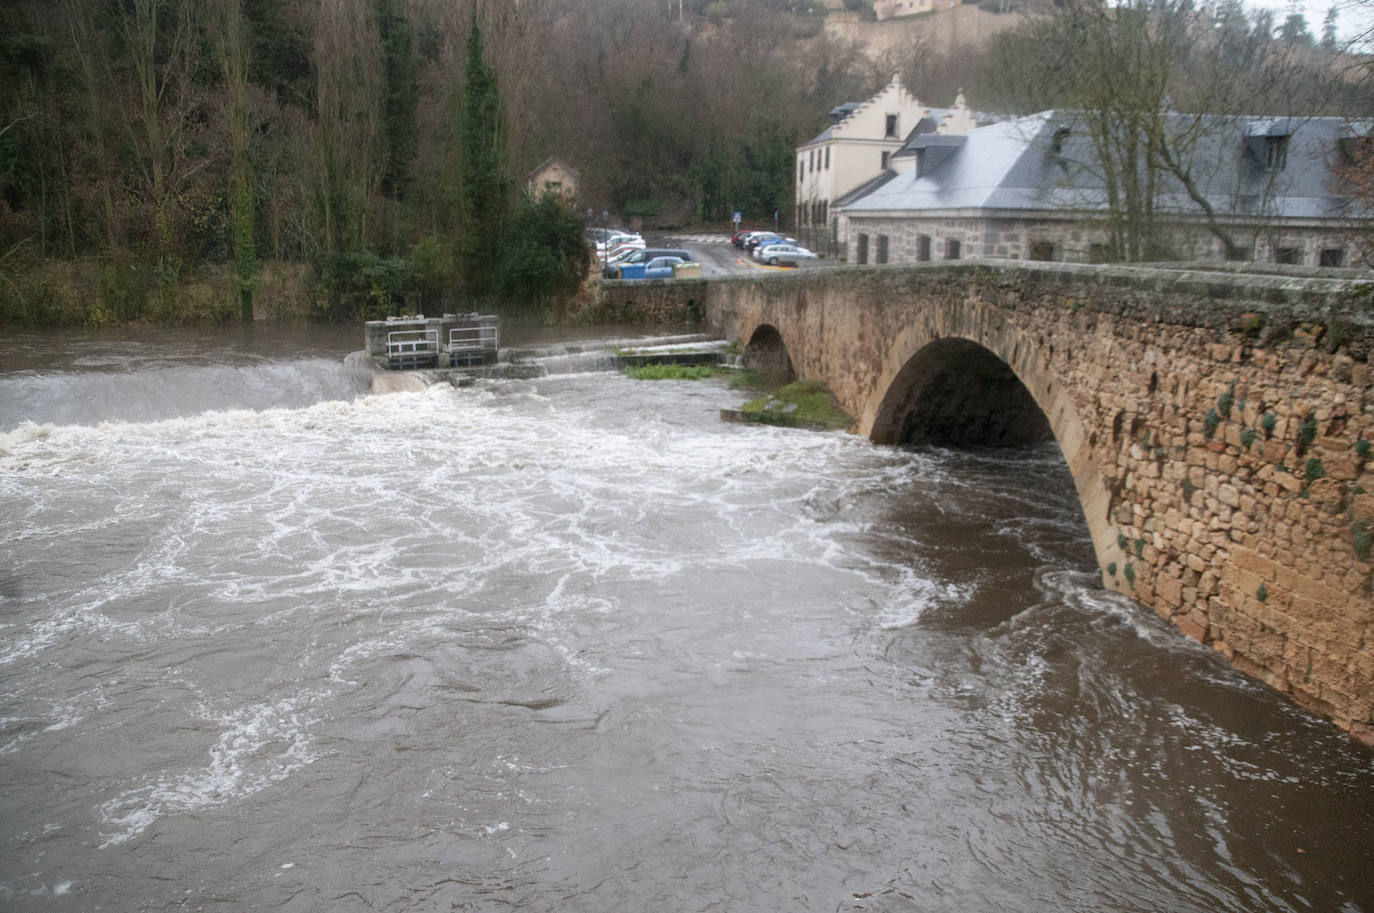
[455,15,510,299]
[376,0,417,201]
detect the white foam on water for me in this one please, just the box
[0,357,367,432]
[97,696,318,848]
[873,565,974,630]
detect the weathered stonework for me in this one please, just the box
[594,263,1374,742]
[847,212,1361,268]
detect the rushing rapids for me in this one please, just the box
[1,326,1371,912]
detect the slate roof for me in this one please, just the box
[803,107,952,147]
[840,111,1371,222]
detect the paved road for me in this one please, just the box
[651,233,839,278]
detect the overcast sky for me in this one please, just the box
[1247,0,1372,42]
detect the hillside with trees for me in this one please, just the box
[0,0,1368,325]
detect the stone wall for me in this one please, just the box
[648,262,1374,742]
[580,278,709,326]
[847,213,1364,268]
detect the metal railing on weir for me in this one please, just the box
[387,328,440,369]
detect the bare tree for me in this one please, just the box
[206,0,257,320]
[309,0,386,256]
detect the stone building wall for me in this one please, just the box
[847,214,1365,268]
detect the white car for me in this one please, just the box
[589,229,644,259]
[755,243,817,266]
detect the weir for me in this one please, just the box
[363,313,501,370]
[359,327,732,393]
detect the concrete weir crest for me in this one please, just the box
[597,261,1374,743]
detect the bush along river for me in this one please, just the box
[0,326,1371,912]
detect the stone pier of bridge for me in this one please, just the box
[595,262,1374,742]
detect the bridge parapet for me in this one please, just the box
[596,262,1374,741]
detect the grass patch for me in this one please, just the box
[740,379,853,430]
[623,364,717,380]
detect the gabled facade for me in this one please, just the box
[838,111,1372,268]
[528,157,580,201]
[794,76,979,254]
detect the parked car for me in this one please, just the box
[756,243,818,266]
[606,234,646,259]
[735,230,776,250]
[588,228,644,259]
[619,256,685,280]
[738,231,772,251]
[603,248,693,278]
[746,232,798,254]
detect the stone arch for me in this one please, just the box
[870,338,1053,447]
[861,317,1118,584]
[741,323,796,381]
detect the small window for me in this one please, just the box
[1273,247,1300,264]
[881,151,890,169]
[885,114,898,138]
[824,146,830,169]
[1029,241,1056,261]
[1319,248,1344,267]
[1338,136,1371,164]
[917,235,931,262]
[1088,243,1109,263]
[798,160,804,182]
[1226,246,1252,262]
[945,238,961,260]
[1266,135,1289,170]
[856,233,869,265]
[876,235,890,264]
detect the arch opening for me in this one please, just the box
[742,324,796,382]
[876,338,1052,448]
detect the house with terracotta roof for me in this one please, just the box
[837,111,1371,268]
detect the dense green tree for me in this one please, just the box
[375,0,418,201]
[209,0,257,321]
[498,191,588,315]
[454,15,510,298]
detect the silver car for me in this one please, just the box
[756,243,818,266]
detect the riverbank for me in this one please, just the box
[0,253,327,327]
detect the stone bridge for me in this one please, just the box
[595,262,1374,742]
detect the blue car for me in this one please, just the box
[618,256,686,280]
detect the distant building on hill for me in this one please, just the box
[873,0,959,20]
[528,158,579,202]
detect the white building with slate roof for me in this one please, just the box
[837,110,1372,268]
[793,74,979,254]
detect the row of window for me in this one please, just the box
[799,146,831,181]
[1228,246,1347,267]
[854,233,964,264]
[853,232,1349,267]
[799,200,830,227]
